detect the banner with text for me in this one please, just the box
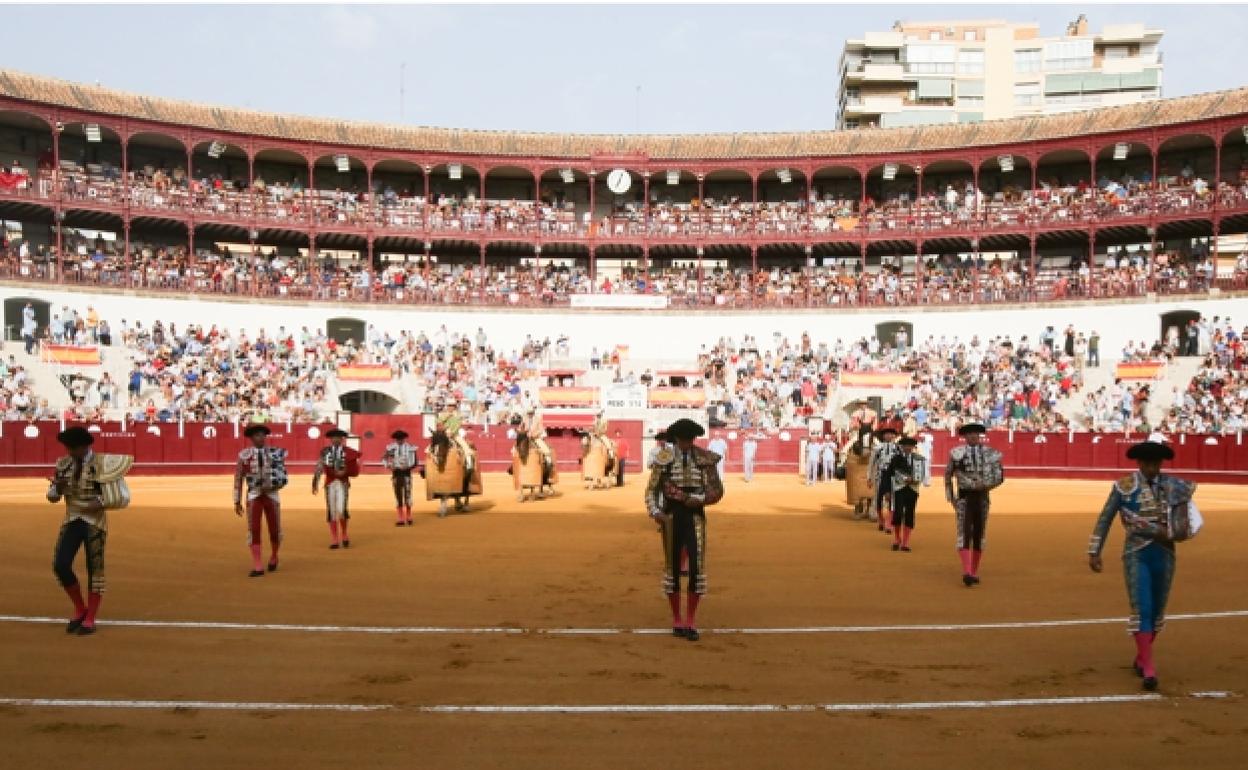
[569,295,669,310]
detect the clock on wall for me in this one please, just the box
[606,168,631,194]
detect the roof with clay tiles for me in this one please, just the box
[1,68,1245,161]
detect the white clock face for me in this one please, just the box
[607,169,631,194]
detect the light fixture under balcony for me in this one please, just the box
[1113,142,1130,161]
[997,155,1014,173]
[882,163,898,181]
[85,124,102,143]
[666,169,680,186]
[207,141,227,159]
[776,168,793,184]
[334,154,351,173]
[448,163,463,180]
[559,168,575,184]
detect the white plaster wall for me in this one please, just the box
[4,283,1246,362]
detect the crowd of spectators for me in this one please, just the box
[1,234,1234,312]
[5,292,1246,438]
[3,155,1247,311]
[681,317,1242,436]
[6,298,563,426]
[7,154,1242,237]
[1156,319,1247,435]
[691,327,1091,433]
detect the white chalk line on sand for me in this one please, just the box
[0,692,1235,715]
[2,610,1248,637]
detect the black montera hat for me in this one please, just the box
[243,424,271,438]
[56,426,94,448]
[957,422,987,436]
[391,429,409,440]
[1126,441,1174,462]
[897,436,918,447]
[666,418,705,441]
[326,428,349,439]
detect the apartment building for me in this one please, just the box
[837,15,1164,129]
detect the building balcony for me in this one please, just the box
[842,62,913,83]
[841,95,904,115]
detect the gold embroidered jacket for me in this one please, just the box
[645,445,724,518]
[47,451,134,530]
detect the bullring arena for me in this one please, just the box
[1,54,1248,768]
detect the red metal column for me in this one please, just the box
[1151,146,1160,226]
[365,163,374,226]
[915,240,924,303]
[1147,226,1157,292]
[915,167,923,234]
[120,134,129,208]
[696,173,705,234]
[307,160,315,225]
[1214,138,1223,189]
[54,211,63,282]
[249,230,257,297]
[478,242,486,296]
[588,171,596,236]
[972,165,980,223]
[752,173,759,231]
[478,168,486,203]
[640,246,648,286]
[696,246,704,304]
[804,244,814,306]
[1028,234,1037,300]
[123,220,131,288]
[1087,230,1096,298]
[750,245,758,307]
[309,233,318,298]
[1212,228,1220,286]
[247,152,256,226]
[642,172,650,235]
[52,120,62,282]
[366,237,375,300]
[187,224,195,291]
[423,240,432,286]
[423,165,431,233]
[859,240,868,305]
[589,245,596,286]
[1212,138,1222,247]
[533,169,542,232]
[971,237,980,304]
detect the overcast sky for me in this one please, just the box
[2,3,1244,134]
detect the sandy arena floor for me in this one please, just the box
[0,472,1245,768]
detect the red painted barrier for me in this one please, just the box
[2,422,1244,484]
[0,421,338,477]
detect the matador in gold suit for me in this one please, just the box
[645,418,723,642]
